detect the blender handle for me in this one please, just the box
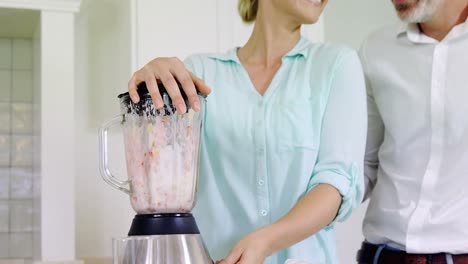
[99,115,131,194]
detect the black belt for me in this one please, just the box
[356,242,468,264]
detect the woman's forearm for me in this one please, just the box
[262,183,342,256]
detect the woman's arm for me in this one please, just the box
[219,184,341,264]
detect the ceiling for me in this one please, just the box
[0,8,40,38]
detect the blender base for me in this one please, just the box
[113,234,212,264]
[115,213,212,263]
[128,213,200,236]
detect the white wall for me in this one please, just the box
[323,1,397,263]
[75,0,134,258]
[134,0,218,67]
[324,0,397,50]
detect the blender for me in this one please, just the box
[99,82,212,264]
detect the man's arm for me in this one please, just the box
[359,39,385,201]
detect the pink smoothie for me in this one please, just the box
[123,110,200,214]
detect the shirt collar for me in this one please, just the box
[395,22,412,37]
[396,16,468,43]
[208,36,310,63]
[396,22,436,44]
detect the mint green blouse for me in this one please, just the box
[184,37,366,264]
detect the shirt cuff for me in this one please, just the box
[306,163,363,230]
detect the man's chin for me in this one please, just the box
[398,7,432,23]
[392,0,421,20]
[397,10,414,21]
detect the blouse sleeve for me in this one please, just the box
[306,49,367,227]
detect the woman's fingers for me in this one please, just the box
[170,58,200,111]
[223,245,243,264]
[158,66,186,114]
[142,66,164,109]
[128,73,142,103]
[190,71,212,95]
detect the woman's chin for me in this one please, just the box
[299,14,321,25]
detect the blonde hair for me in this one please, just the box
[238,0,258,23]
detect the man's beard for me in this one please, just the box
[394,0,443,23]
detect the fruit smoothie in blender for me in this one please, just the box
[123,108,199,214]
[99,82,204,215]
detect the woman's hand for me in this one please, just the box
[217,228,274,264]
[128,57,211,114]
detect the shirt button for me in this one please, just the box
[258,179,264,186]
[261,210,268,216]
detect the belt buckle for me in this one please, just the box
[404,254,429,264]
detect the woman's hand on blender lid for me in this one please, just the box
[127,57,211,113]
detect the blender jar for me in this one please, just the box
[99,83,205,214]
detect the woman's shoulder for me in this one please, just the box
[302,40,363,88]
[184,50,237,78]
[305,40,359,68]
[183,53,211,70]
[185,49,236,66]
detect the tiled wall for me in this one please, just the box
[0,37,35,259]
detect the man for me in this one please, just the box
[357,0,468,263]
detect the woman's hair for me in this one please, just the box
[238,0,259,23]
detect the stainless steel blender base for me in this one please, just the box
[113,234,212,264]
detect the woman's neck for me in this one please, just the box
[238,3,301,67]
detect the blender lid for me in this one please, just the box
[118,82,206,109]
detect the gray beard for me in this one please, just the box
[396,0,442,23]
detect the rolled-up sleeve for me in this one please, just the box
[306,50,367,226]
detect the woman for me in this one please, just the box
[128,0,366,263]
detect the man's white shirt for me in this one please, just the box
[360,18,468,254]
